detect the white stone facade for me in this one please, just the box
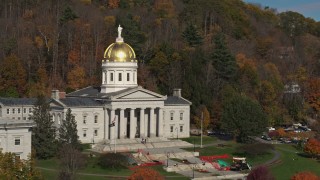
[0,119,34,160]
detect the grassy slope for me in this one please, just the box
[270,144,320,179]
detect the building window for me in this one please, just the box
[12,108,15,114]
[18,108,20,114]
[170,125,174,132]
[15,138,21,146]
[23,108,26,113]
[180,126,183,132]
[170,112,174,120]
[83,116,87,124]
[94,115,98,123]
[180,113,183,120]
[7,109,9,114]
[18,117,20,120]
[29,108,32,113]
[119,73,122,81]
[83,130,87,137]
[15,154,21,160]
[110,73,114,81]
[23,117,26,120]
[127,73,130,81]
[94,129,98,136]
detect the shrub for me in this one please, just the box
[128,167,164,180]
[247,166,274,180]
[291,171,320,180]
[98,153,128,170]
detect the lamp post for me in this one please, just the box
[193,137,195,152]
[166,152,170,167]
[192,164,195,179]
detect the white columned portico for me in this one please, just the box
[150,108,155,137]
[129,109,136,139]
[104,107,109,140]
[110,109,115,140]
[140,108,145,138]
[158,108,163,137]
[120,109,126,139]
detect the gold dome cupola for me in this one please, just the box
[103,25,136,62]
[101,25,138,94]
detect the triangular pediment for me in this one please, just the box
[111,87,166,101]
[49,99,65,109]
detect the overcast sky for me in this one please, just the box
[244,0,320,21]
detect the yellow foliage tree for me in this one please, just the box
[193,105,210,133]
[67,66,87,90]
[0,151,42,179]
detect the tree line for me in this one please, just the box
[0,0,320,140]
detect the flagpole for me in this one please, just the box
[114,116,117,153]
[201,111,203,148]
[115,125,117,153]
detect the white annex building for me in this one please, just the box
[0,26,191,146]
[0,119,34,159]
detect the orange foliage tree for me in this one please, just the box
[305,78,320,113]
[128,168,164,180]
[304,138,320,158]
[291,171,320,180]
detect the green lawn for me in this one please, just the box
[36,157,186,180]
[180,135,218,145]
[183,141,273,166]
[270,144,320,179]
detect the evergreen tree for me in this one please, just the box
[58,108,81,149]
[182,24,203,47]
[211,33,238,81]
[31,96,57,159]
[60,6,78,24]
[221,93,267,142]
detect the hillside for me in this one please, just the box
[0,0,320,129]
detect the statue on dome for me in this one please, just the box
[118,25,123,38]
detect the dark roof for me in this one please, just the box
[66,86,137,99]
[59,97,103,107]
[164,96,191,105]
[0,98,37,106]
[66,86,101,97]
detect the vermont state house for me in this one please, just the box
[0,26,191,144]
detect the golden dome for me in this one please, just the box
[103,42,136,62]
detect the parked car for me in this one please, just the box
[266,127,275,131]
[261,135,271,141]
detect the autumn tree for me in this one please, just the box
[31,95,57,159]
[291,171,320,180]
[67,66,87,91]
[0,54,27,97]
[304,138,320,158]
[129,167,164,180]
[247,166,274,180]
[58,108,81,150]
[305,78,320,114]
[0,151,42,179]
[193,105,210,133]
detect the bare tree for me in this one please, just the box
[58,144,87,180]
